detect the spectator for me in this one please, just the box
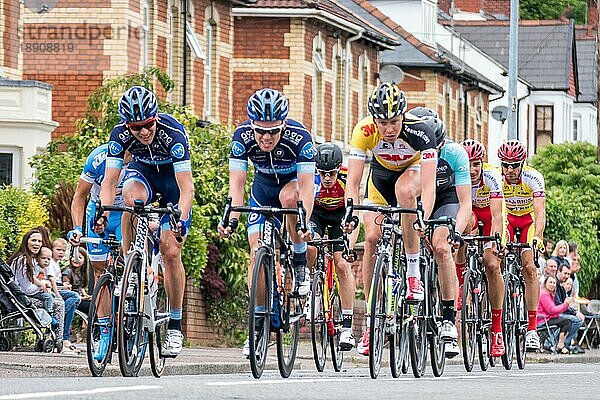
[562,277,574,297]
[7,229,65,351]
[35,225,53,249]
[537,275,573,354]
[538,238,553,270]
[540,258,558,286]
[550,240,570,269]
[570,254,581,298]
[62,247,91,315]
[554,264,585,353]
[49,238,81,349]
[566,241,578,266]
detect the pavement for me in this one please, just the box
[0,340,598,377]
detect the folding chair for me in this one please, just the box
[537,317,559,353]
[578,300,600,349]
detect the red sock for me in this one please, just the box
[492,309,502,333]
[527,310,538,331]
[455,262,466,286]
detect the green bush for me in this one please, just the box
[0,186,49,259]
[530,142,600,296]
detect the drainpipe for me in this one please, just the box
[344,29,364,146]
[182,0,188,106]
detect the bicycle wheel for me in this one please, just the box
[329,281,344,372]
[461,270,477,372]
[368,255,387,379]
[515,280,527,370]
[477,274,491,371]
[310,271,327,372]
[117,251,146,377]
[428,275,446,378]
[501,279,515,370]
[249,248,272,379]
[276,261,300,378]
[87,273,115,377]
[149,278,169,378]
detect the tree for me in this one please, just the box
[520,0,588,24]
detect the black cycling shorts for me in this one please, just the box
[309,207,345,252]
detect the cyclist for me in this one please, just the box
[344,83,438,356]
[458,139,506,357]
[217,88,315,356]
[98,86,194,357]
[307,143,356,350]
[410,107,471,358]
[497,139,546,351]
[68,144,130,360]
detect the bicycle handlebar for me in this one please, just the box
[342,198,425,232]
[220,197,307,233]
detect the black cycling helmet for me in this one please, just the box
[424,116,446,147]
[408,106,439,119]
[315,143,343,171]
[367,82,407,120]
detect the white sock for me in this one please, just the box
[406,253,420,280]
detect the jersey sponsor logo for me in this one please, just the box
[170,143,185,159]
[231,141,245,157]
[381,142,391,149]
[274,148,285,158]
[248,212,261,224]
[118,131,131,142]
[240,129,254,144]
[421,150,437,160]
[300,142,316,159]
[283,130,303,145]
[361,123,376,137]
[158,129,173,146]
[91,152,107,169]
[405,125,431,144]
[379,153,414,162]
[108,141,123,156]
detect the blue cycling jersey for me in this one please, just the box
[435,140,470,207]
[80,144,125,206]
[229,118,316,185]
[106,113,191,173]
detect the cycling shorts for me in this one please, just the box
[122,161,191,236]
[472,206,496,250]
[247,174,295,236]
[506,213,534,250]
[85,200,122,262]
[364,159,420,206]
[309,207,345,252]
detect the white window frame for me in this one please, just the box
[313,50,326,73]
[187,21,205,60]
[312,33,326,142]
[142,0,150,67]
[204,21,214,119]
[572,114,581,141]
[0,147,20,186]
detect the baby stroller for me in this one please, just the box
[0,258,56,352]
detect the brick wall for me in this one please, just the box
[2,0,20,74]
[182,278,223,345]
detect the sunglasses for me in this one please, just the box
[128,118,157,132]
[251,121,285,136]
[317,169,339,177]
[501,161,522,169]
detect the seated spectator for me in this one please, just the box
[539,258,558,286]
[537,275,573,354]
[550,240,571,270]
[561,277,574,297]
[538,238,553,271]
[7,229,65,350]
[570,254,581,298]
[49,238,81,349]
[566,241,578,266]
[554,264,585,354]
[62,247,91,315]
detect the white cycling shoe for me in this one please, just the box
[162,329,184,356]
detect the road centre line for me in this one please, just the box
[0,385,163,399]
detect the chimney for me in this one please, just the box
[483,0,511,17]
[439,0,452,15]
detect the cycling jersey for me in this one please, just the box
[106,113,191,173]
[314,166,347,211]
[471,163,504,209]
[229,118,316,185]
[434,141,470,210]
[348,113,437,172]
[502,165,545,217]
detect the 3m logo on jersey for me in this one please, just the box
[170,143,185,159]
[108,141,123,156]
[300,142,316,159]
[231,141,245,157]
[361,123,376,137]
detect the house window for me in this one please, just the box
[333,44,344,143]
[535,105,553,151]
[204,21,215,119]
[312,33,326,141]
[142,0,150,67]
[358,53,369,118]
[572,116,580,141]
[0,148,18,186]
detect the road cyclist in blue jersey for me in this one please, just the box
[409,107,472,358]
[98,86,194,357]
[217,88,315,357]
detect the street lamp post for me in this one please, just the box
[507,0,519,140]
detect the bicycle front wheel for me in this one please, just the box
[310,271,327,372]
[501,279,516,370]
[329,283,344,372]
[149,278,169,378]
[117,251,146,377]
[368,255,387,379]
[87,273,115,377]
[477,275,492,371]
[276,261,300,378]
[461,270,477,372]
[249,247,272,379]
[428,272,445,377]
[515,280,527,370]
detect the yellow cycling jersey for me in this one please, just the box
[349,114,435,171]
[502,165,545,216]
[472,163,503,209]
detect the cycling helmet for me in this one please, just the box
[118,86,158,123]
[461,139,486,161]
[408,106,439,119]
[315,143,343,171]
[247,88,289,121]
[423,116,446,147]
[368,82,407,120]
[497,139,527,162]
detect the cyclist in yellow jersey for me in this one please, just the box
[344,83,438,356]
[458,139,506,357]
[497,139,546,352]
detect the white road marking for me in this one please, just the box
[0,385,163,399]
[206,378,354,386]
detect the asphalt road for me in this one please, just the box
[0,362,598,400]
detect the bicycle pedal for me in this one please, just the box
[161,354,178,359]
